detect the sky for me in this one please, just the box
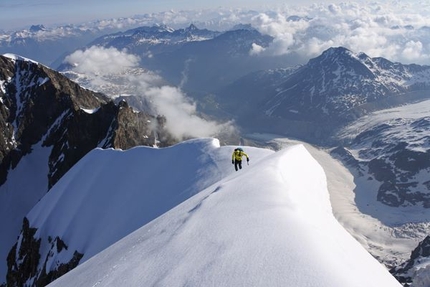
[0,0,328,31]
[16,138,401,286]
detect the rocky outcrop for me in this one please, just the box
[5,218,41,287]
[6,218,84,287]
[391,236,430,286]
[0,54,175,189]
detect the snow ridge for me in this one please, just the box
[35,139,402,287]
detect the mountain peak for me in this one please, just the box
[29,24,46,33]
[261,46,430,125]
[186,23,198,31]
[229,23,256,31]
[320,46,360,61]
[306,46,363,70]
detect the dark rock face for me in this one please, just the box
[330,146,363,173]
[6,218,83,287]
[0,54,107,186]
[0,56,16,164]
[391,236,430,285]
[361,142,430,208]
[0,54,176,286]
[0,54,175,188]
[6,218,41,287]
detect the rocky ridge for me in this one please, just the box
[0,54,175,286]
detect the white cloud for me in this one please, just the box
[249,43,265,55]
[64,46,140,75]
[328,4,341,15]
[144,86,232,140]
[401,40,429,62]
[247,1,430,64]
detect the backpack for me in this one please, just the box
[234,148,243,157]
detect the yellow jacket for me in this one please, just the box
[232,149,249,161]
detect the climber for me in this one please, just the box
[231,147,249,171]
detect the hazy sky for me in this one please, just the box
[1,0,350,31]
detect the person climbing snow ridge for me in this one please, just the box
[231,147,249,171]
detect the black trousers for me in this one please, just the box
[234,160,242,171]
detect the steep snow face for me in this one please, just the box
[0,143,51,281]
[45,139,400,287]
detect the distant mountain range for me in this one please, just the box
[0,10,263,68]
[0,21,218,68]
[60,24,297,93]
[0,24,118,67]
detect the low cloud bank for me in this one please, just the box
[62,1,430,65]
[117,2,430,65]
[248,1,430,64]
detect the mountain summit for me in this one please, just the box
[262,46,430,122]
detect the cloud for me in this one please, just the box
[249,43,265,55]
[64,46,232,140]
[144,86,233,139]
[64,46,140,75]
[401,40,430,63]
[247,1,430,64]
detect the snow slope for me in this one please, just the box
[26,138,251,270]
[38,138,401,286]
